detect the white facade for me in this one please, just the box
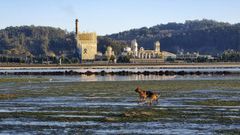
[154,41,161,52]
[124,47,132,52]
[131,39,138,57]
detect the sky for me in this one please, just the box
[0,0,240,35]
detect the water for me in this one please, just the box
[0,73,240,134]
[1,66,240,82]
[0,88,240,134]
[1,74,240,82]
[1,66,240,73]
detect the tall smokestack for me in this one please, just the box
[75,19,79,35]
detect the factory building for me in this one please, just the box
[75,19,97,62]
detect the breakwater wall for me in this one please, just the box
[0,63,240,76]
[0,69,239,76]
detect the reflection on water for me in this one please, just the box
[1,74,237,82]
[74,74,177,82]
[67,74,240,82]
[1,67,240,73]
[1,67,240,82]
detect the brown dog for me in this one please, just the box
[135,87,159,106]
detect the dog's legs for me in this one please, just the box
[138,97,142,103]
[138,97,144,104]
[148,99,153,106]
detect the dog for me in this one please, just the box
[135,87,159,106]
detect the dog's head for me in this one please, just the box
[135,87,141,93]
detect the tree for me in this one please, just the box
[117,55,130,63]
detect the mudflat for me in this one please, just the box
[0,77,240,134]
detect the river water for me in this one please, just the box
[0,67,240,73]
[1,74,240,82]
[0,68,240,134]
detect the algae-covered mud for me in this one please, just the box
[0,76,240,134]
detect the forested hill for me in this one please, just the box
[0,19,240,57]
[105,19,240,55]
[0,26,76,57]
[0,25,126,57]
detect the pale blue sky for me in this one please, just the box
[0,0,240,35]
